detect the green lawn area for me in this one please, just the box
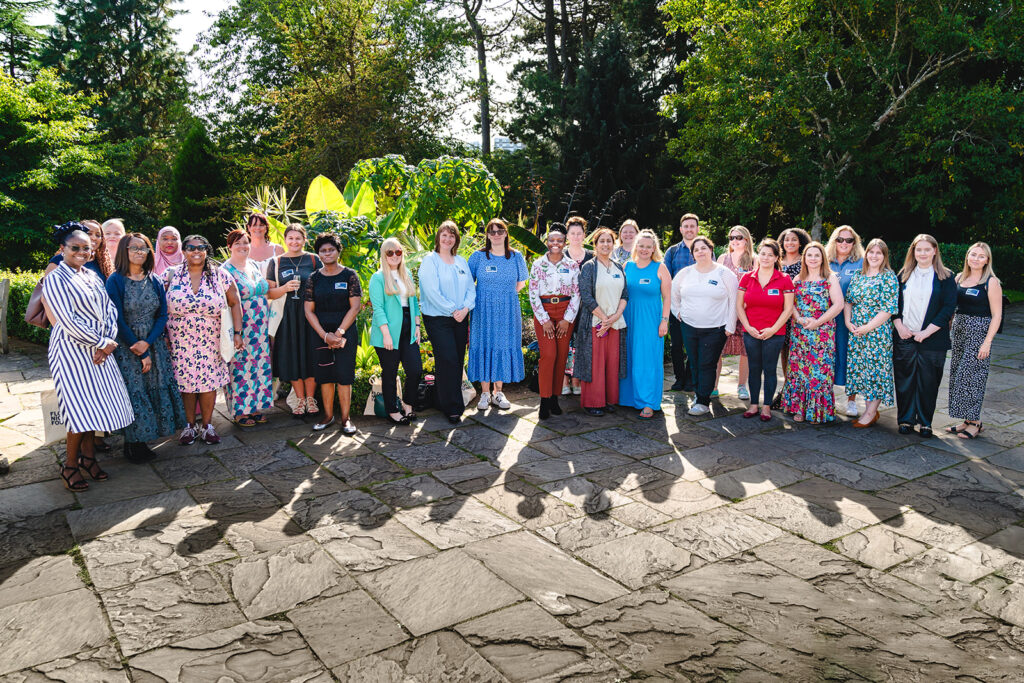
[1006,289,1024,304]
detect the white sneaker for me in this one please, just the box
[492,391,511,410]
[561,385,572,396]
[477,392,491,410]
[572,385,581,396]
[688,403,710,416]
[845,402,860,417]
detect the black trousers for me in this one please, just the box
[375,308,422,411]
[668,316,694,388]
[423,314,469,417]
[681,322,728,406]
[744,333,785,406]
[893,337,946,428]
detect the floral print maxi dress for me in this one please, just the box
[845,270,900,404]
[221,260,273,417]
[164,266,233,394]
[781,279,836,423]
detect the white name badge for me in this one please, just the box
[335,282,348,290]
[281,269,294,278]
[767,288,780,296]
[966,288,980,296]
[639,278,651,285]
[485,265,498,273]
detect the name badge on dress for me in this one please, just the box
[485,265,498,273]
[612,273,622,279]
[966,288,980,296]
[335,282,347,290]
[558,267,570,274]
[281,269,294,278]
[708,279,719,286]
[457,268,466,275]
[767,288,780,296]
[639,278,651,285]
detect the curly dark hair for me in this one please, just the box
[314,233,342,253]
[52,221,87,246]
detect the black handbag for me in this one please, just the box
[416,374,437,411]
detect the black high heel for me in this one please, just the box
[78,454,109,481]
[60,464,88,491]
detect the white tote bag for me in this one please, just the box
[218,272,236,363]
[41,389,67,445]
[265,256,287,337]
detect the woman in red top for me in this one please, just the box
[737,239,795,420]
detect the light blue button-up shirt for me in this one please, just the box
[418,251,476,317]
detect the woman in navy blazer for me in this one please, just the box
[892,234,957,437]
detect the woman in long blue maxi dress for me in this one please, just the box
[619,233,672,416]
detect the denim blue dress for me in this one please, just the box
[467,249,529,383]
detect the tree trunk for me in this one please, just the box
[559,0,572,90]
[544,0,558,78]
[463,1,490,155]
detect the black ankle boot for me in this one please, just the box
[539,397,551,420]
[549,395,562,415]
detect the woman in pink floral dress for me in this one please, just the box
[164,234,242,445]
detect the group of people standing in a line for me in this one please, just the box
[39,212,1003,494]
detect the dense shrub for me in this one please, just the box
[888,243,1023,290]
[1,270,50,345]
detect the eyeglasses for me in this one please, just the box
[487,229,506,236]
[729,235,745,241]
[128,246,150,254]
[66,245,92,254]
[835,237,855,244]
[183,244,208,252]
[385,249,403,258]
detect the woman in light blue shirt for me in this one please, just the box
[419,220,476,424]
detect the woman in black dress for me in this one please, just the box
[303,233,361,435]
[267,223,321,415]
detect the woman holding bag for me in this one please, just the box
[266,224,320,415]
[370,238,422,425]
[164,235,243,446]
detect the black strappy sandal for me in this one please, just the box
[60,464,88,492]
[946,423,968,434]
[959,421,984,439]
[78,454,109,481]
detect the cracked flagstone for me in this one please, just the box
[288,590,407,667]
[333,631,508,682]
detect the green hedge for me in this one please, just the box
[1,270,50,345]
[887,242,1023,290]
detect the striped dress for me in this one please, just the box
[43,262,134,433]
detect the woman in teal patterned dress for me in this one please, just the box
[781,242,845,423]
[844,239,900,428]
[220,228,292,426]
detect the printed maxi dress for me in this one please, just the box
[844,270,900,404]
[780,279,836,423]
[221,260,274,417]
[163,266,232,394]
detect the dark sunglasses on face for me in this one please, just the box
[183,244,208,252]
[488,229,506,235]
[386,249,403,258]
[66,244,92,253]
[729,235,745,241]
[836,237,855,244]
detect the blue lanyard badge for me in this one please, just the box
[485,265,498,273]
[708,279,718,286]
[639,278,651,285]
[558,267,570,274]
[612,273,622,279]
[281,269,294,279]
[965,288,980,296]
[767,288,780,296]
[334,281,348,291]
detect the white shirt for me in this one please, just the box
[902,266,934,333]
[391,271,408,307]
[593,263,627,330]
[671,263,739,333]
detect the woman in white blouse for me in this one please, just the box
[671,236,738,415]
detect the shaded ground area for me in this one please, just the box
[1,309,1023,681]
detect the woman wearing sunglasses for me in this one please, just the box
[369,239,422,424]
[826,225,865,417]
[105,233,187,462]
[164,235,243,446]
[467,218,528,411]
[304,233,362,434]
[43,223,133,492]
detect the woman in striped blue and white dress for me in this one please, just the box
[43,223,134,492]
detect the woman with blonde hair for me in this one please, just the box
[716,225,755,399]
[780,241,844,423]
[101,219,127,261]
[892,234,957,437]
[612,219,639,265]
[619,229,672,418]
[468,218,528,411]
[369,237,422,424]
[826,225,866,416]
[844,239,899,428]
[947,242,1002,439]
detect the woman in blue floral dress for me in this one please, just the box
[781,242,845,423]
[844,239,900,428]
[467,219,529,411]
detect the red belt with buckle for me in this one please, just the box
[540,296,567,304]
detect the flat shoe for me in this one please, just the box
[898,424,914,435]
[585,408,604,416]
[742,409,759,419]
[342,420,357,435]
[919,426,933,438]
[759,412,772,422]
[852,413,879,428]
[313,417,335,432]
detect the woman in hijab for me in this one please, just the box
[153,226,184,276]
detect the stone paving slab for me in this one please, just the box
[0,588,109,675]
[287,589,408,667]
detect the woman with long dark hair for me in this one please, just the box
[44,223,133,491]
[164,234,243,446]
[105,233,187,461]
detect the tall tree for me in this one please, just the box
[0,0,47,79]
[41,0,187,141]
[663,0,1024,241]
[168,120,229,239]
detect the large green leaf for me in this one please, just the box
[350,182,376,220]
[507,223,546,256]
[266,215,288,246]
[306,175,348,218]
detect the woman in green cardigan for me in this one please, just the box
[370,238,422,425]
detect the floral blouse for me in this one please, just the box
[529,254,581,323]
